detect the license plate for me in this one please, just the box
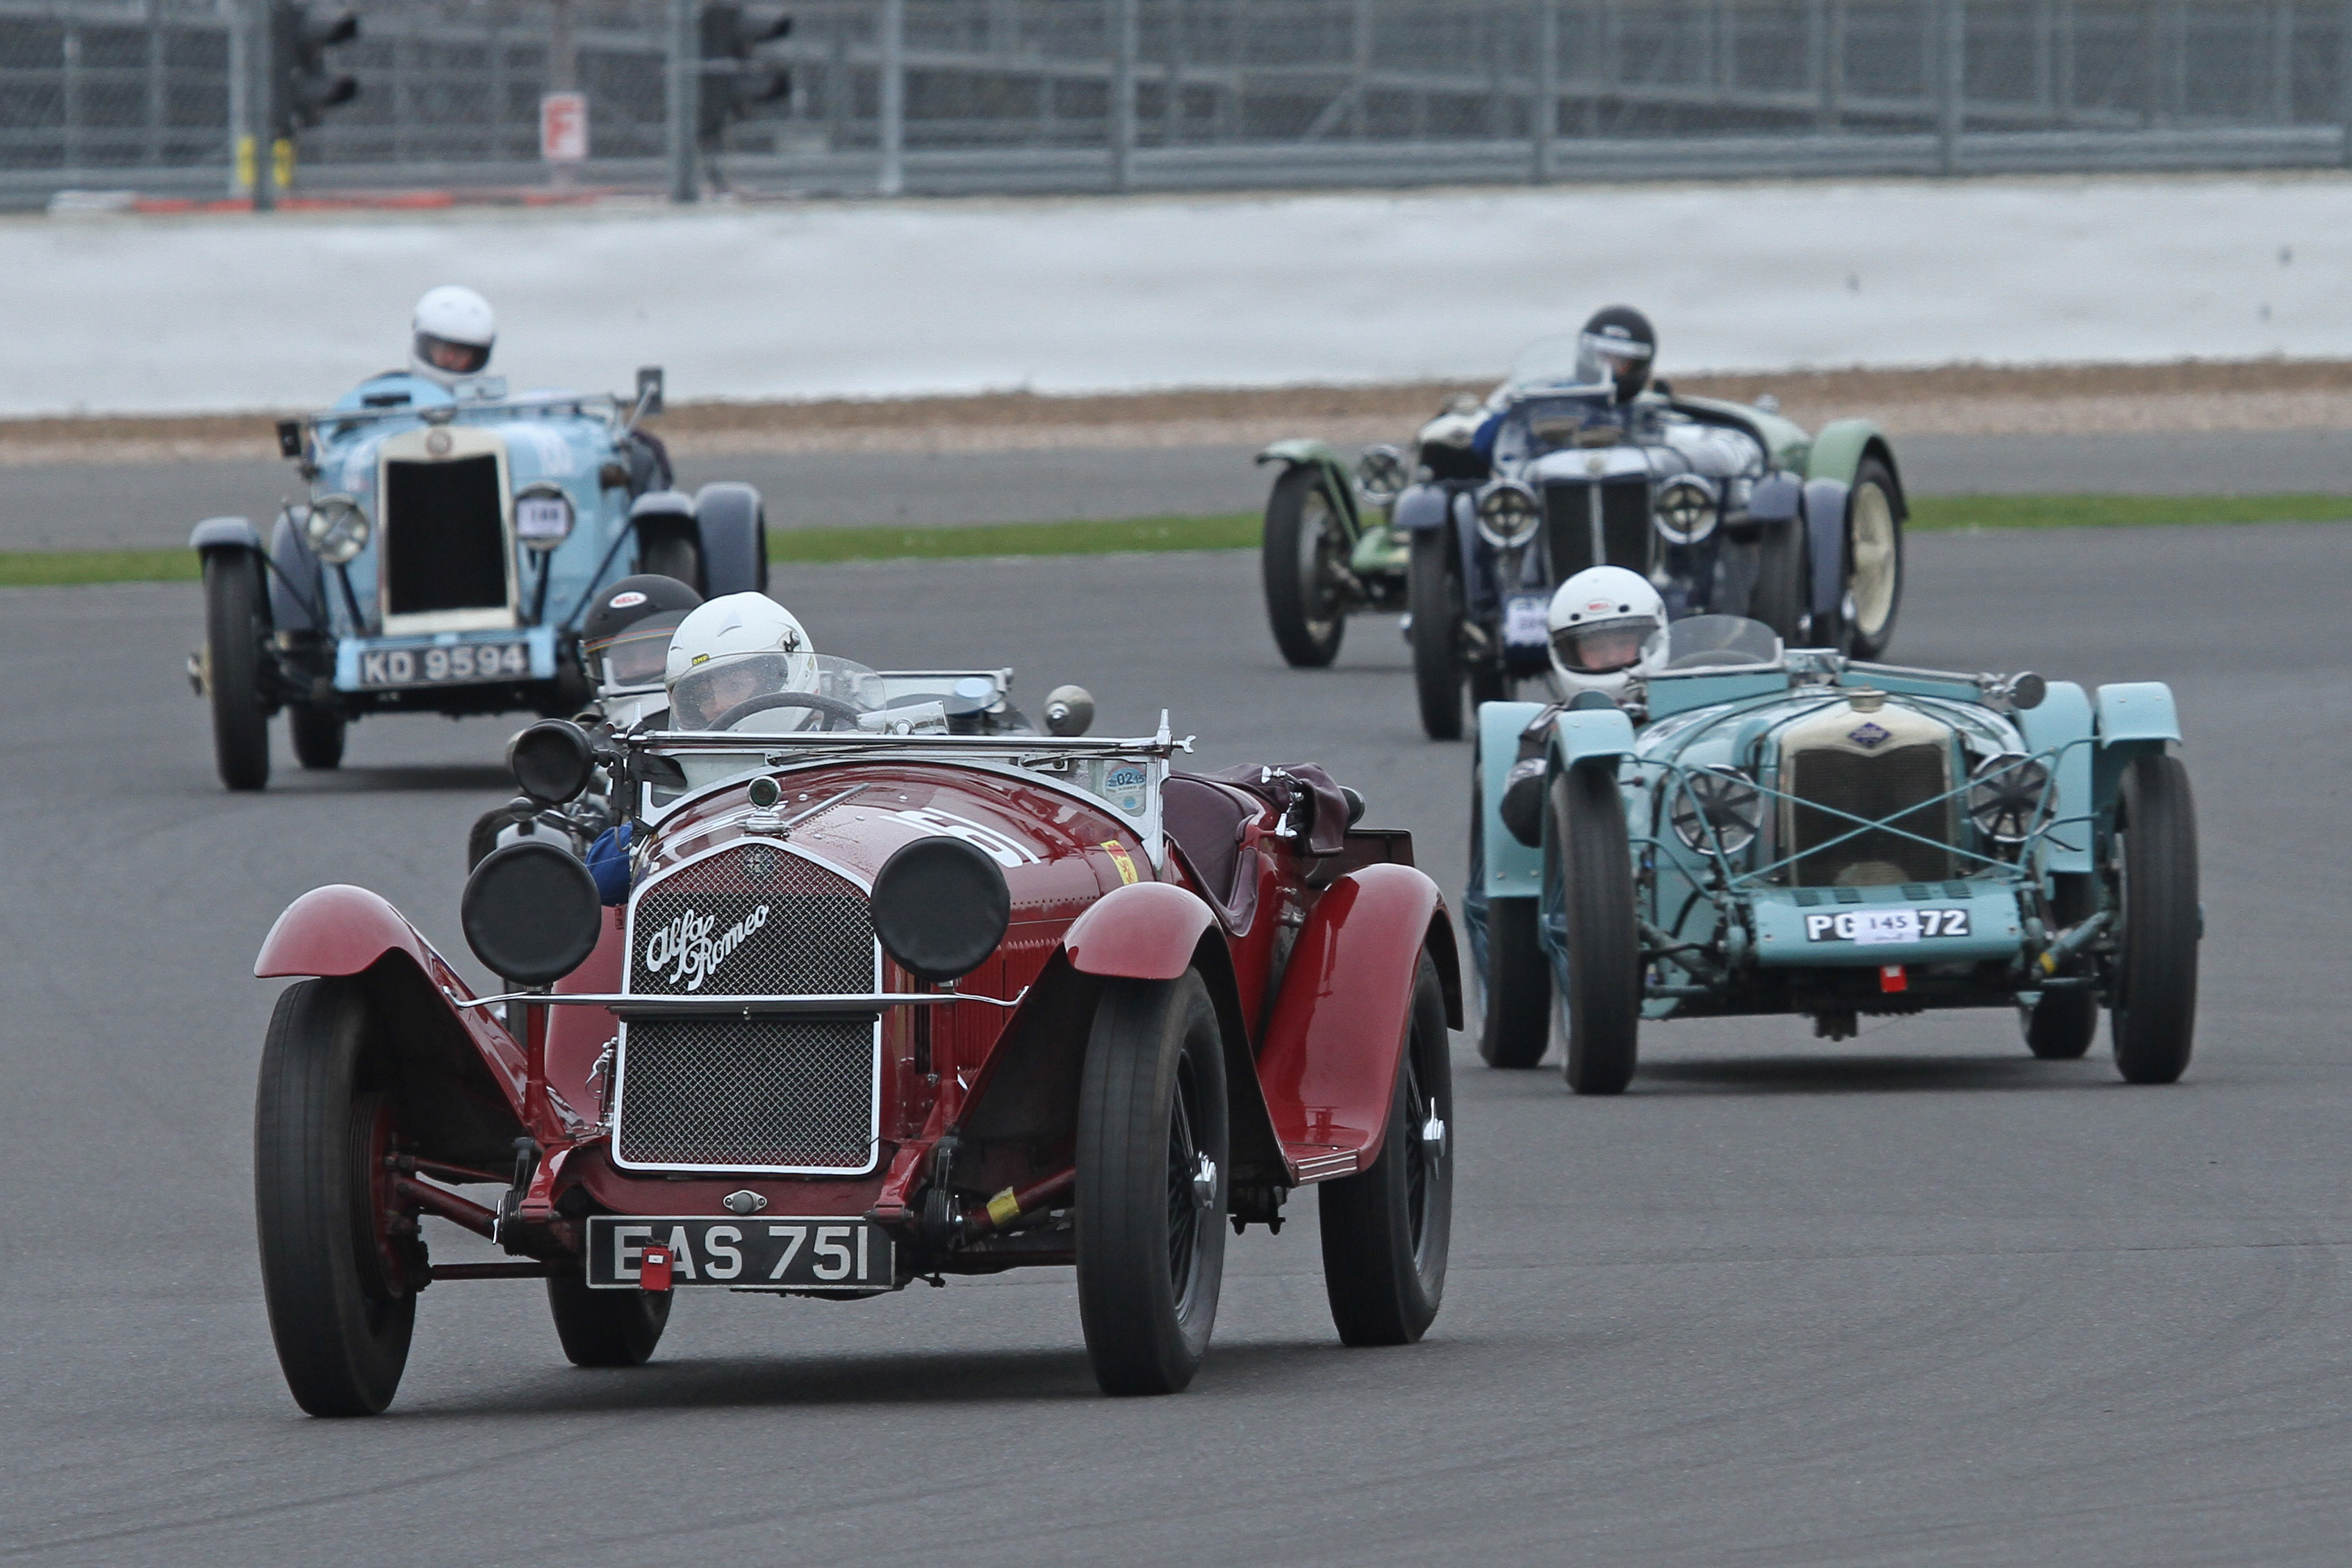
[1803,907,1971,945]
[584,1215,894,1291]
[1504,593,1551,647]
[356,641,530,688]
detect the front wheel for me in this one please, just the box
[2023,872,2099,1059]
[1075,972,1230,1396]
[547,1273,671,1367]
[1750,523,1807,647]
[290,704,345,770]
[1843,455,1904,659]
[1407,530,1465,741]
[1479,896,1551,1068]
[1552,764,1640,1094]
[254,978,418,1416]
[2110,754,2199,1084]
[1319,952,1453,1346]
[1261,466,1349,668]
[202,550,272,791]
[639,531,703,597]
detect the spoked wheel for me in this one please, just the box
[202,550,272,791]
[1550,764,1640,1094]
[547,1273,671,1367]
[2022,871,2099,1059]
[1843,455,1904,659]
[1480,896,1551,1068]
[1075,971,1230,1396]
[1408,530,1466,741]
[1262,466,1350,668]
[254,978,419,1416]
[2109,754,2200,1084]
[1319,952,1453,1346]
[290,704,345,770]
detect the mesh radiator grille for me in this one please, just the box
[1786,741,1955,886]
[628,843,875,996]
[382,455,507,615]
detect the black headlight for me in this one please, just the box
[509,718,595,805]
[870,836,1011,983]
[462,839,603,985]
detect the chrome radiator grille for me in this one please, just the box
[1785,742,1955,886]
[616,843,881,1173]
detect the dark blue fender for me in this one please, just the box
[1801,478,1851,622]
[1393,483,1450,532]
[693,481,768,596]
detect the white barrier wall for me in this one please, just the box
[7,172,2350,417]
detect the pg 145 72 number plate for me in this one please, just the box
[585,1216,893,1291]
[1803,907,1971,945]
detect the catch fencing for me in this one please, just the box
[9,0,2352,208]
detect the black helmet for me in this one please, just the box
[1579,305,1656,402]
[583,574,702,690]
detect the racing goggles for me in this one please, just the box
[1551,616,1654,675]
[669,651,815,732]
[1577,330,1652,367]
[586,611,689,690]
[414,331,492,375]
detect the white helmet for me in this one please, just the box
[664,593,819,731]
[410,285,495,384]
[1547,566,1667,701]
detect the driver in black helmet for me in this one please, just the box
[1474,304,1661,460]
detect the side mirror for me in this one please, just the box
[1043,684,1094,737]
[635,366,665,417]
[509,719,595,805]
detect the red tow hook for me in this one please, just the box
[639,1244,675,1294]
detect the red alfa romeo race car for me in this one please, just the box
[251,663,1458,1412]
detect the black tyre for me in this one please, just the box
[2110,754,2199,1084]
[2023,871,2099,1059]
[1479,897,1551,1068]
[640,531,703,597]
[254,978,418,1416]
[1551,765,1640,1094]
[1319,952,1453,1346]
[202,550,272,791]
[547,1273,671,1367]
[290,704,345,770]
[1075,971,1230,1396]
[1843,454,1904,659]
[1408,529,1465,741]
[1469,662,1510,709]
[1750,521,1807,647]
[1261,466,1349,668]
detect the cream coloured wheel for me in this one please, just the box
[1844,456,1903,657]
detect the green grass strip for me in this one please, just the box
[7,497,2352,587]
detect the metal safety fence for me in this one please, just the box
[8,0,2352,208]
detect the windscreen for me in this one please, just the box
[1643,616,1786,672]
[670,653,885,733]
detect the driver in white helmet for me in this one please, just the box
[410,285,497,385]
[1496,567,1668,845]
[664,593,823,732]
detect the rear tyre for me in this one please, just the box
[1319,952,1453,1346]
[254,978,417,1417]
[202,550,272,791]
[2110,754,2199,1085]
[1552,765,1640,1095]
[1408,530,1465,741]
[2023,872,2099,1059]
[1076,972,1230,1396]
[290,704,345,770]
[1261,466,1349,668]
[1750,521,1806,647]
[1843,455,1904,659]
[640,531,703,597]
[1479,897,1551,1068]
[546,1273,670,1367]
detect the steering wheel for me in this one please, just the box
[707,691,868,732]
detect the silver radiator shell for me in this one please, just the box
[614,838,882,1175]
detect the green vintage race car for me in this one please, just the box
[1465,616,2200,1093]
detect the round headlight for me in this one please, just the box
[870,836,1010,983]
[1475,481,1543,549]
[462,839,602,986]
[1355,445,1409,506]
[1967,752,2050,844]
[1653,475,1720,546]
[302,495,370,566]
[514,483,575,552]
[1670,764,1761,855]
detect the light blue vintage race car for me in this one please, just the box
[1466,616,2200,1093]
[187,368,768,790]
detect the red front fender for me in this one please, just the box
[1062,880,1215,981]
[1255,862,1449,1184]
[257,884,444,979]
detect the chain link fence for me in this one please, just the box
[8,0,2352,208]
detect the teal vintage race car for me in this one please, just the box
[186,368,768,790]
[1466,616,2200,1092]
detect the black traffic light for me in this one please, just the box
[697,4,791,149]
[270,2,360,139]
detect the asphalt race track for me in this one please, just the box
[3,520,2349,1566]
[5,427,2348,550]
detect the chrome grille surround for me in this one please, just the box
[614,839,882,1175]
[1775,699,1958,888]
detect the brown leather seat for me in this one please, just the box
[1162,775,1258,910]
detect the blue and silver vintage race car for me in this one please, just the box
[1466,616,2200,1093]
[187,367,768,789]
